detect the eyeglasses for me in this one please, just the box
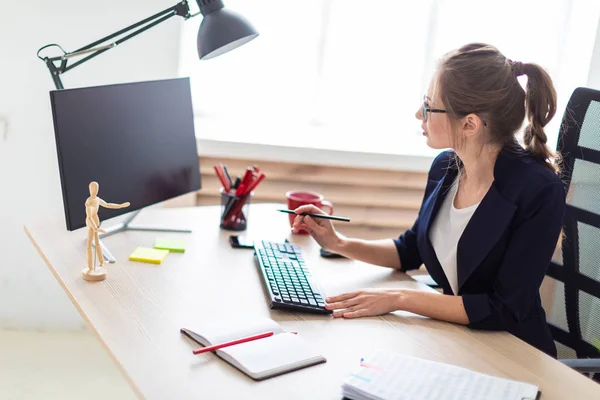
[421,95,487,126]
[422,95,447,122]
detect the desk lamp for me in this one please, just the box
[36,0,258,89]
[36,0,257,264]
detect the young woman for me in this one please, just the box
[291,43,566,357]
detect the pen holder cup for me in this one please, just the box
[219,188,253,231]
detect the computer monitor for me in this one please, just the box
[50,77,202,238]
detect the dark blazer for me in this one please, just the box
[394,146,566,357]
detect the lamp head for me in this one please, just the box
[196,0,259,60]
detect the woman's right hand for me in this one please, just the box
[291,205,343,252]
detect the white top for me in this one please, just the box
[429,177,480,295]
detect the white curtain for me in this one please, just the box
[179,0,600,157]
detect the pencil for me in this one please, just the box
[191,331,274,354]
[276,209,351,222]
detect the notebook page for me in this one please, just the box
[189,316,284,345]
[219,332,326,380]
[342,350,539,400]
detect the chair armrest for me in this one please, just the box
[560,358,600,373]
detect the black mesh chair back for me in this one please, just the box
[542,87,600,380]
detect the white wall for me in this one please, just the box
[0,0,183,330]
[588,17,600,89]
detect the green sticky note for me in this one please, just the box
[154,238,187,253]
[129,247,170,264]
[593,337,600,351]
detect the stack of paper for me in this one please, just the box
[342,350,540,400]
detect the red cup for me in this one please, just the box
[285,190,334,234]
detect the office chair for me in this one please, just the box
[543,87,600,381]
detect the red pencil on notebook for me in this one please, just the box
[192,331,274,355]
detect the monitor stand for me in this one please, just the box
[94,209,191,263]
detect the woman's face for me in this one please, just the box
[415,85,453,150]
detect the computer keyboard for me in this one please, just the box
[254,240,332,314]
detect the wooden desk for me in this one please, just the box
[25,204,600,399]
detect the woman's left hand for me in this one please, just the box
[325,289,404,318]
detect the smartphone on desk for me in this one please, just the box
[229,236,290,249]
[229,235,255,249]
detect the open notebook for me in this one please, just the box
[342,350,541,400]
[181,316,326,381]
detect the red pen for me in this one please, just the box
[214,164,231,192]
[235,168,255,196]
[245,172,265,194]
[192,331,274,355]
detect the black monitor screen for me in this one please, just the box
[50,77,201,231]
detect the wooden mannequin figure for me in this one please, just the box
[83,181,130,281]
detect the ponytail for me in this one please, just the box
[520,62,559,172]
[437,43,561,174]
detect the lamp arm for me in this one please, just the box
[37,1,194,90]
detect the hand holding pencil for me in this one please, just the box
[290,205,346,252]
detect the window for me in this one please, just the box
[179,0,600,157]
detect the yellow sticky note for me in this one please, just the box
[154,238,187,253]
[129,247,169,264]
